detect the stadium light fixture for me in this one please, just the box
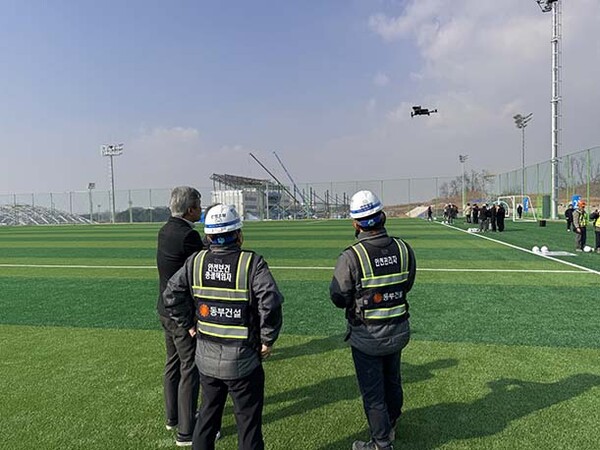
[101,144,124,224]
[459,155,468,211]
[514,113,533,199]
[536,0,558,13]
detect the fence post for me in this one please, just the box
[128,190,133,223]
[587,148,591,205]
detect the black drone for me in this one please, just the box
[411,105,438,118]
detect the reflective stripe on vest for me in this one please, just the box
[351,239,409,289]
[192,251,252,301]
[363,304,407,320]
[192,250,253,342]
[197,320,249,340]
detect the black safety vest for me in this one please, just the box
[192,250,253,344]
[350,238,410,323]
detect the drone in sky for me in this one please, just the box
[411,105,438,118]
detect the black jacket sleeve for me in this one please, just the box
[162,255,196,330]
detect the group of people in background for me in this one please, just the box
[568,200,600,253]
[434,202,507,232]
[463,202,506,232]
[157,187,415,450]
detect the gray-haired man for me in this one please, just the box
[157,186,203,446]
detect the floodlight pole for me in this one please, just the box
[87,182,96,223]
[513,113,533,199]
[535,0,561,219]
[101,144,124,224]
[459,154,468,211]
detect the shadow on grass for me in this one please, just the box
[273,333,347,361]
[220,358,458,438]
[317,373,600,450]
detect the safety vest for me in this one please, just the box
[578,210,588,227]
[192,250,253,344]
[350,238,410,323]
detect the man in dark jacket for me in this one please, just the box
[157,186,203,446]
[472,203,479,224]
[496,203,506,232]
[565,204,574,231]
[164,204,283,450]
[330,190,416,450]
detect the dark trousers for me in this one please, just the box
[576,227,587,250]
[566,219,573,231]
[497,218,505,232]
[595,229,600,250]
[351,347,403,448]
[193,365,265,450]
[160,315,199,437]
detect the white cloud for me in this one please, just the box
[363,0,600,178]
[373,72,390,86]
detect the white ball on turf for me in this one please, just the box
[541,246,549,253]
[584,245,592,253]
[532,246,540,253]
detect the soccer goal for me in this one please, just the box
[497,195,538,222]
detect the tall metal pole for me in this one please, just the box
[87,182,95,223]
[550,0,562,219]
[521,127,526,198]
[514,113,532,199]
[459,155,468,210]
[101,144,124,224]
[109,155,116,223]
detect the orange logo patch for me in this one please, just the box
[199,304,210,317]
[373,293,383,304]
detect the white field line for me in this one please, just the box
[440,222,600,276]
[0,263,590,274]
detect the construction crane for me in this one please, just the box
[248,153,301,216]
[272,151,307,204]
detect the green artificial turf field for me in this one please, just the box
[0,218,599,449]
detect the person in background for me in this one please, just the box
[589,208,600,253]
[426,205,433,221]
[489,204,498,232]
[472,203,479,224]
[163,204,283,450]
[565,204,574,232]
[330,190,416,450]
[517,204,523,219]
[496,203,506,232]
[478,204,489,233]
[573,201,588,252]
[464,203,472,223]
[157,186,204,447]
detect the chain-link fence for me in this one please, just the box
[2,145,599,223]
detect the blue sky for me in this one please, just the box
[1,0,599,194]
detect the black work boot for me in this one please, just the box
[352,440,393,450]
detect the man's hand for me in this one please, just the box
[188,327,197,338]
[260,344,272,360]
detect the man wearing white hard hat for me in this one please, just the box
[163,204,284,450]
[330,191,416,450]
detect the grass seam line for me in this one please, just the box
[0,263,589,274]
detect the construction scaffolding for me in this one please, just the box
[210,173,350,220]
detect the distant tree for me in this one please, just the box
[439,169,494,200]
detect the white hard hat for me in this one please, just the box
[350,190,384,219]
[204,204,243,235]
